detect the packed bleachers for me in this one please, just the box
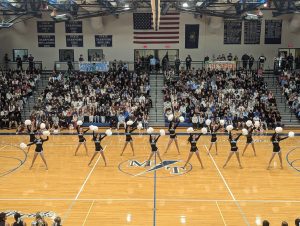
[163,68,282,129]
[0,69,40,129]
[278,70,300,120]
[29,68,152,129]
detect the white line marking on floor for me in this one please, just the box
[82,200,95,226]
[216,201,227,226]
[75,146,106,200]
[1,198,300,203]
[205,145,250,226]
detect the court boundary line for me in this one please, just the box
[205,145,250,226]
[0,144,28,177]
[1,198,300,202]
[216,201,227,226]
[153,152,157,226]
[82,200,95,226]
[286,147,300,173]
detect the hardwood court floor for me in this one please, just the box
[0,130,300,226]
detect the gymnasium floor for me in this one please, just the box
[0,129,300,226]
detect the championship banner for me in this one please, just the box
[185,24,199,49]
[224,20,242,44]
[265,20,282,44]
[38,35,55,47]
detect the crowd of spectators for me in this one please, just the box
[278,69,300,120]
[0,211,62,226]
[29,66,152,130]
[0,69,40,129]
[134,52,269,75]
[163,68,282,130]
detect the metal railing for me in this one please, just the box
[52,60,265,73]
[0,61,43,71]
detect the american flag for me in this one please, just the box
[133,12,180,44]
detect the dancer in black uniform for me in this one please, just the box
[267,132,288,169]
[27,124,37,154]
[223,131,243,169]
[74,125,89,156]
[165,120,180,154]
[120,123,137,156]
[242,126,257,156]
[183,133,204,168]
[145,134,163,166]
[27,134,49,170]
[88,131,107,166]
[207,122,221,155]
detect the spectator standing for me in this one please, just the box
[259,54,266,69]
[249,55,254,70]
[28,54,34,73]
[162,54,169,72]
[4,53,10,70]
[204,55,209,63]
[241,53,249,69]
[287,53,294,70]
[67,56,73,72]
[150,56,156,71]
[185,54,192,70]
[227,53,233,61]
[174,56,181,74]
[79,54,84,62]
[16,55,23,71]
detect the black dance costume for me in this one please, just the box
[246,127,254,144]
[188,134,202,152]
[271,133,288,153]
[150,135,161,152]
[27,137,49,153]
[27,125,37,142]
[93,131,106,152]
[229,132,242,152]
[210,125,221,143]
[76,126,89,143]
[125,126,137,142]
[168,121,180,139]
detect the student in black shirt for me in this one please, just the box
[27,134,49,170]
[183,133,204,169]
[223,131,243,169]
[88,131,107,166]
[74,125,89,156]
